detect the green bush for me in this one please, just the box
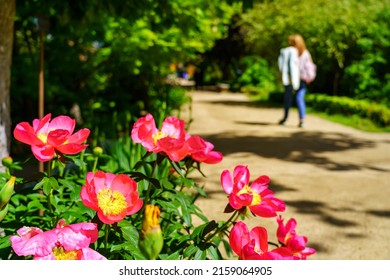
[307,93,390,127]
[236,56,278,101]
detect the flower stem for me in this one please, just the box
[204,210,240,243]
[92,157,98,173]
[104,224,110,250]
[79,149,86,174]
[46,160,54,216]
[268,241,280,248]
[47,160,52,177]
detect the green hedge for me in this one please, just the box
[306,93,390,128]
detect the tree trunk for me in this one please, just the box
[0,0,16,172]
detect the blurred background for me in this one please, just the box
[1,0,389,161]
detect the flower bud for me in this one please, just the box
[93,146,103,157]
[139,205,164,260]
[0,176,16,209]
[1,156,13,168]
[0,204,9,222]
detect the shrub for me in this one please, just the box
[306,93,390,127]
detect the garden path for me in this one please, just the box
[186,90,390,260]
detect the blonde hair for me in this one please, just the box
[289,34,307,56]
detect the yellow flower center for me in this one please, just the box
[254,245,264,255]
[97,188,127,216]
[285,232,293,243]
[37,133,48,143]
[236,184,262,206]
[52,247,79,260]
[153,131,168,145]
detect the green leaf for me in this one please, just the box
[193,248,207,260]
[42,181,51,196]
[191,221,218,242]
[207,245,221,260]
[175,193,192,226]
[14,205,27,212]
[0,236,11,250]
[169,160,184,177]
[160,178,174,190]
[33,177,48,191]
[194,184,207,197]
[110,241,146,260]
[183,244,198,258]
[48,177,60,191]
[27,200,45,211]
[118,220,139,243]
[58,178,77,191]
[72,158,87,169]
[75,202,96,219]
[159,251,181,260]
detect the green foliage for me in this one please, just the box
[234,56,278,100]
[306,93,390,128]
[11,0,236,141]
[240,0,390,103]
[1,108,310,260]
[0,134,229,260]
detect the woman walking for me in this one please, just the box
[278,34,316,128]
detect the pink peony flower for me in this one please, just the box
[131,113,158,151]
[10,220,105,260]
[131,113,189,162]
[186,135,223,164]
[80,171,143,224]
[229,221,295,260]
[221,165,285,217]
[276,216,316,259]
[13,113,90,162]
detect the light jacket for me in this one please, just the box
[278,46,300,90]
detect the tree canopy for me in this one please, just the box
[241,0,390,101]
[11,0,239,140]
[3,0,389,155]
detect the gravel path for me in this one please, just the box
[185,90,390,260]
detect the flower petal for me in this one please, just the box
[220,170,233,194]
[67,128,90,144]
[48,115,75,133]
[31,144,55,162]
[13,122,43,146]
[229,222,250,257]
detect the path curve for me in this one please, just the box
[186,90,390,260]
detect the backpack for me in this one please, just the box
[306,59,317,83]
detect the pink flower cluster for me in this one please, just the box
[9,170,144,259]
[229,222,294,260]
[221,165,285,217]
[10,113,315,261]
[131,113,223,163]
[11,115,145,259]
[10,220,105,260]
[13,113,90,162]
[276,216,316,259]
[229,218,316,260]
[222,165,316,260]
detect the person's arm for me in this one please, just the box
[290,48,300,90]
[278,49,284,73]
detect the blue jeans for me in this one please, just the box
[282,81,307,121]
